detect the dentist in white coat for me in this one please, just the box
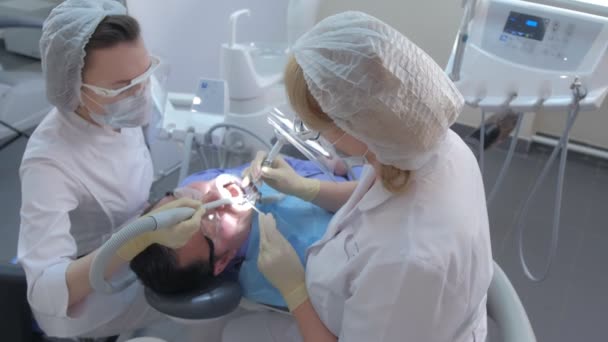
[226,11,493,342]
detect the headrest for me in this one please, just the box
[144,271,242,320]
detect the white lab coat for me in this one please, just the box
[18,109,162,338]
[222,130,493,342]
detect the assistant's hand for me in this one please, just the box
[257,213,308,312]
[243,151,320,202]
[117,198,205,261]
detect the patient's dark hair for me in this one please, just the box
[130,244,213,295]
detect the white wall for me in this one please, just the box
[127,0,289,93]
[126,0,291,178]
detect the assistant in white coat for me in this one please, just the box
[19,109,158,337]
[18,0,165,337]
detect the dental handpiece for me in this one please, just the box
[261,136,287,168]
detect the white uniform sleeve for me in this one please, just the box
[339,257,464,342]
[18,161,80,318]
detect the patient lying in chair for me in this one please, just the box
[130,158,359,308]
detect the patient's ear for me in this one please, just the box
[213,250,237,276]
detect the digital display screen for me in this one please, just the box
[503,11,547,41]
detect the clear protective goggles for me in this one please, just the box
[200,212,221,275]
[82,55,162,98]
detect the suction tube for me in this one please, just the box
[487,112,525,205]
[516,80,586,282]
[90,198,235,294]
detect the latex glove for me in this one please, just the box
[117,198,205,261]
[257,213,308,312]
[243,151,320,202]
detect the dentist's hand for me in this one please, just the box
[117,198,206,261]
[257,213,308,312]
[243,151,320,202]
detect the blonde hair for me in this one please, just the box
[284,56,411,193]
[284,56,333,131]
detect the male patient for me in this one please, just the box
[130,158,358,308]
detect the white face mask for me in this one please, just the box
[341,153,368,168]
[82,83,152,129]
[331,132,369,167]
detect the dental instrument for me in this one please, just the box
[242,106,343,197]
[262,136,287,168]
[447,0,608,281]
[264,108,338,177]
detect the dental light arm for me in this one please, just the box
[265,108,340,180]
[90,198,245,294]
[244,107,340,195]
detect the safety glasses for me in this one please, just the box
[204,236,215,276]
[82,55,161,98]
[201,211,222,276]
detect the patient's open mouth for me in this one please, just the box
[224,182,243,198]
[215,174,254,213]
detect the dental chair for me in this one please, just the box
[488,262,536,342]
[144,270,243,321]
[142,260,536,342]
[89,189,535,341]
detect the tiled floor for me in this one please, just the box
[2,127,608,341]
[479,140,608,342]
